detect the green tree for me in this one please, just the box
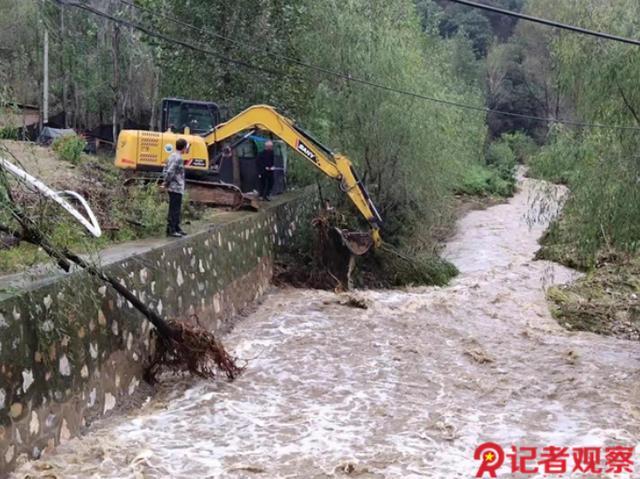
[298,0,487,246]
[437,5,492,58]
[141,0,312,116]
[527,0,640,263]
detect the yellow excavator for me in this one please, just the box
[115,103,382,250]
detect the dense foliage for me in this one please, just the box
[525,0,640,266]
[0,0,499,283]
[293,0,487,248]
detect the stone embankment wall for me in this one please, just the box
[0,188,316,476]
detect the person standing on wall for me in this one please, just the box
[164,138,188,238]
[257,139,275,201]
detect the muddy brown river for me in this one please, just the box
[14,177,640,478]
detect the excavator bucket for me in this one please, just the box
[335,228,374,256]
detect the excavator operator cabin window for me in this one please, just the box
[161,99,221,134]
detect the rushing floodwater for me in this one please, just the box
[14,177,640,478]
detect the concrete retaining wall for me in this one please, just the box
[0,187,316,476]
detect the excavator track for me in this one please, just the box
[185,179,259,210]
[123,174,259,211]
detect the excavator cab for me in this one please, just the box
[160,98,223,135]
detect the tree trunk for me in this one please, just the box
[73,82,80,129]
[60,4,70,128]
[111,24,121,144]
[120,35,133,133]
[42,29,49,126]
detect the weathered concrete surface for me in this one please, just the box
[0,187,317,476]
[13,177,640,478]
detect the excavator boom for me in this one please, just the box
[204,105,382,246]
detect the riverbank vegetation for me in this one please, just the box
[519,0,640,338]
[1,0,509,285]
[3,0,638,307]
[527,3,640,269]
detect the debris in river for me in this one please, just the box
[335,462,379,477]
[145,317,243,383]
[326,293,369,309]
[463,339,495,364]
[340,294,368,309]
[565,349,579,365]
[227,463,267,474]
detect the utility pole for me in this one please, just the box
[43,28,49,125]
[60,3,69,127]
[111,24,121,144]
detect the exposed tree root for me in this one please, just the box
[145,319,243,383]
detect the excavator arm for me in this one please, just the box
[204,105,383,247]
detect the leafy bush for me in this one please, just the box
[52,134,86,165]
[487,138,517,194]
[113,184,167,237]
[0,126,19,140]
[458,163,492,196]
[486,140,515,170]
[527,128,586,185]
[501,131,538,163]
[459,163,514,197]
[458,136,517,197]
[487,170,516,197]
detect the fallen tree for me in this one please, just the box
[0,154,241,383]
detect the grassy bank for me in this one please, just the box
[547,255,640,341]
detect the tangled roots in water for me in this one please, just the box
[145,319,243,383]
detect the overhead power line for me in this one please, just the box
[54,0,640,132]
[112,0,640,132]
[446,0,640,47]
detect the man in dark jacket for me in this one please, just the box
[257,140,275,201]
[163,138,188,237]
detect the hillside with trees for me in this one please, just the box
[1,0,639,315]
[1,0,491,283]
